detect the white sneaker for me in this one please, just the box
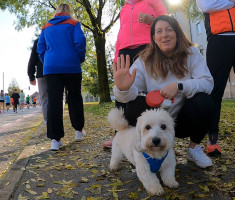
[75,130,86,141]
[186,145,213,168]
[50,139,64,151]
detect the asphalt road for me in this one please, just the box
[0,106,43,181]
[0,106,41,130]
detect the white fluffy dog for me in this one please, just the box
[108,108,178,195]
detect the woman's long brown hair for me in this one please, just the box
[139,15,194,79]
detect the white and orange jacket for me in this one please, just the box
[114,0,168,62]
[197,0,235,38]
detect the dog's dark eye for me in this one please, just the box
[161,124,166,130]
[145,125,151,130]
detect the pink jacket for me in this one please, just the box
[114,0,168,62]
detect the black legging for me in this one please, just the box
[124,93,215,144]
[206,35,235,137]
[14,101,18,111]
[45,73,84,140]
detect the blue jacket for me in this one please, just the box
[37,13,86,75]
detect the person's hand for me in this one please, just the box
[160,82,178,100]
[30,80,36,86]
[113,54,137,91]
[138,12,154,25]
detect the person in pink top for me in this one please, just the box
[103,0,168,149]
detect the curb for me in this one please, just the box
[0,122,45,200]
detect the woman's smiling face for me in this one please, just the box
[153,20,177,57]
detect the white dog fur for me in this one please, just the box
[108,108,178,195]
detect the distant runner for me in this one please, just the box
[26,95,30,109]
[11,89,20,113]
[33,97,37,108]
[19,90,25,111]
[5,93,10,111]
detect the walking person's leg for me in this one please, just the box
[0,101,4,113]
[0,102,2,113]
[22,101,25,110]
[206,35,235,155]
[12,101,15,112]
[14,101,18,113]
[20,102,24,111]
[64,73,85,140]
[37,77,48,125]
[45,74,65,150]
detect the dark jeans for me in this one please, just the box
[206,35,235,136]
[45,73,84,140]
[124,93,214,144]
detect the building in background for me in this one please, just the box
[174,11,235,99]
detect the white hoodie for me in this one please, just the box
[196,0,234,13]
[114,46,214,119]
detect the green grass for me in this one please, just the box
[84,102,114,116]
[65,101,114,116]
[220,100,235,136]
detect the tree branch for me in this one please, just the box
[81,22,93,32]
[103,12,120,33]
[97,0,104,27]
[33,0,55,10]
[48,1,56,10]
[76,0,85,7]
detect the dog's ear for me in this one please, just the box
[135,115,143,152]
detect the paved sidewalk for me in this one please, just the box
[0,105,234,200]
[0,122,45,200]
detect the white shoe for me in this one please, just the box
[75,130,86,141]
[186,145,213,168]
[50,139,64,151]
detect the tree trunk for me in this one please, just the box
[94,34,111,103]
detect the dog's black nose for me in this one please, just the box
[152,137,161,146]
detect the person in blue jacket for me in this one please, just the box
[37,3,86,151]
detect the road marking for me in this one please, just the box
[0,110,41,133]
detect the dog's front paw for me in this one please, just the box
[146,184,164,196]
[163,179,179,188]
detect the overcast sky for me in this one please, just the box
[0,10,39,95]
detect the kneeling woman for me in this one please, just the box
[113,15,214,168]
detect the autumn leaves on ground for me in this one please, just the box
[12,101,235,199]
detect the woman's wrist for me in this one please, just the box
[148,15,154,25]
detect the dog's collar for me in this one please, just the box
[142,151,168,173]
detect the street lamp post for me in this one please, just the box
[3,72,4,93]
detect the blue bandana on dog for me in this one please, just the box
[142,151,168,173]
